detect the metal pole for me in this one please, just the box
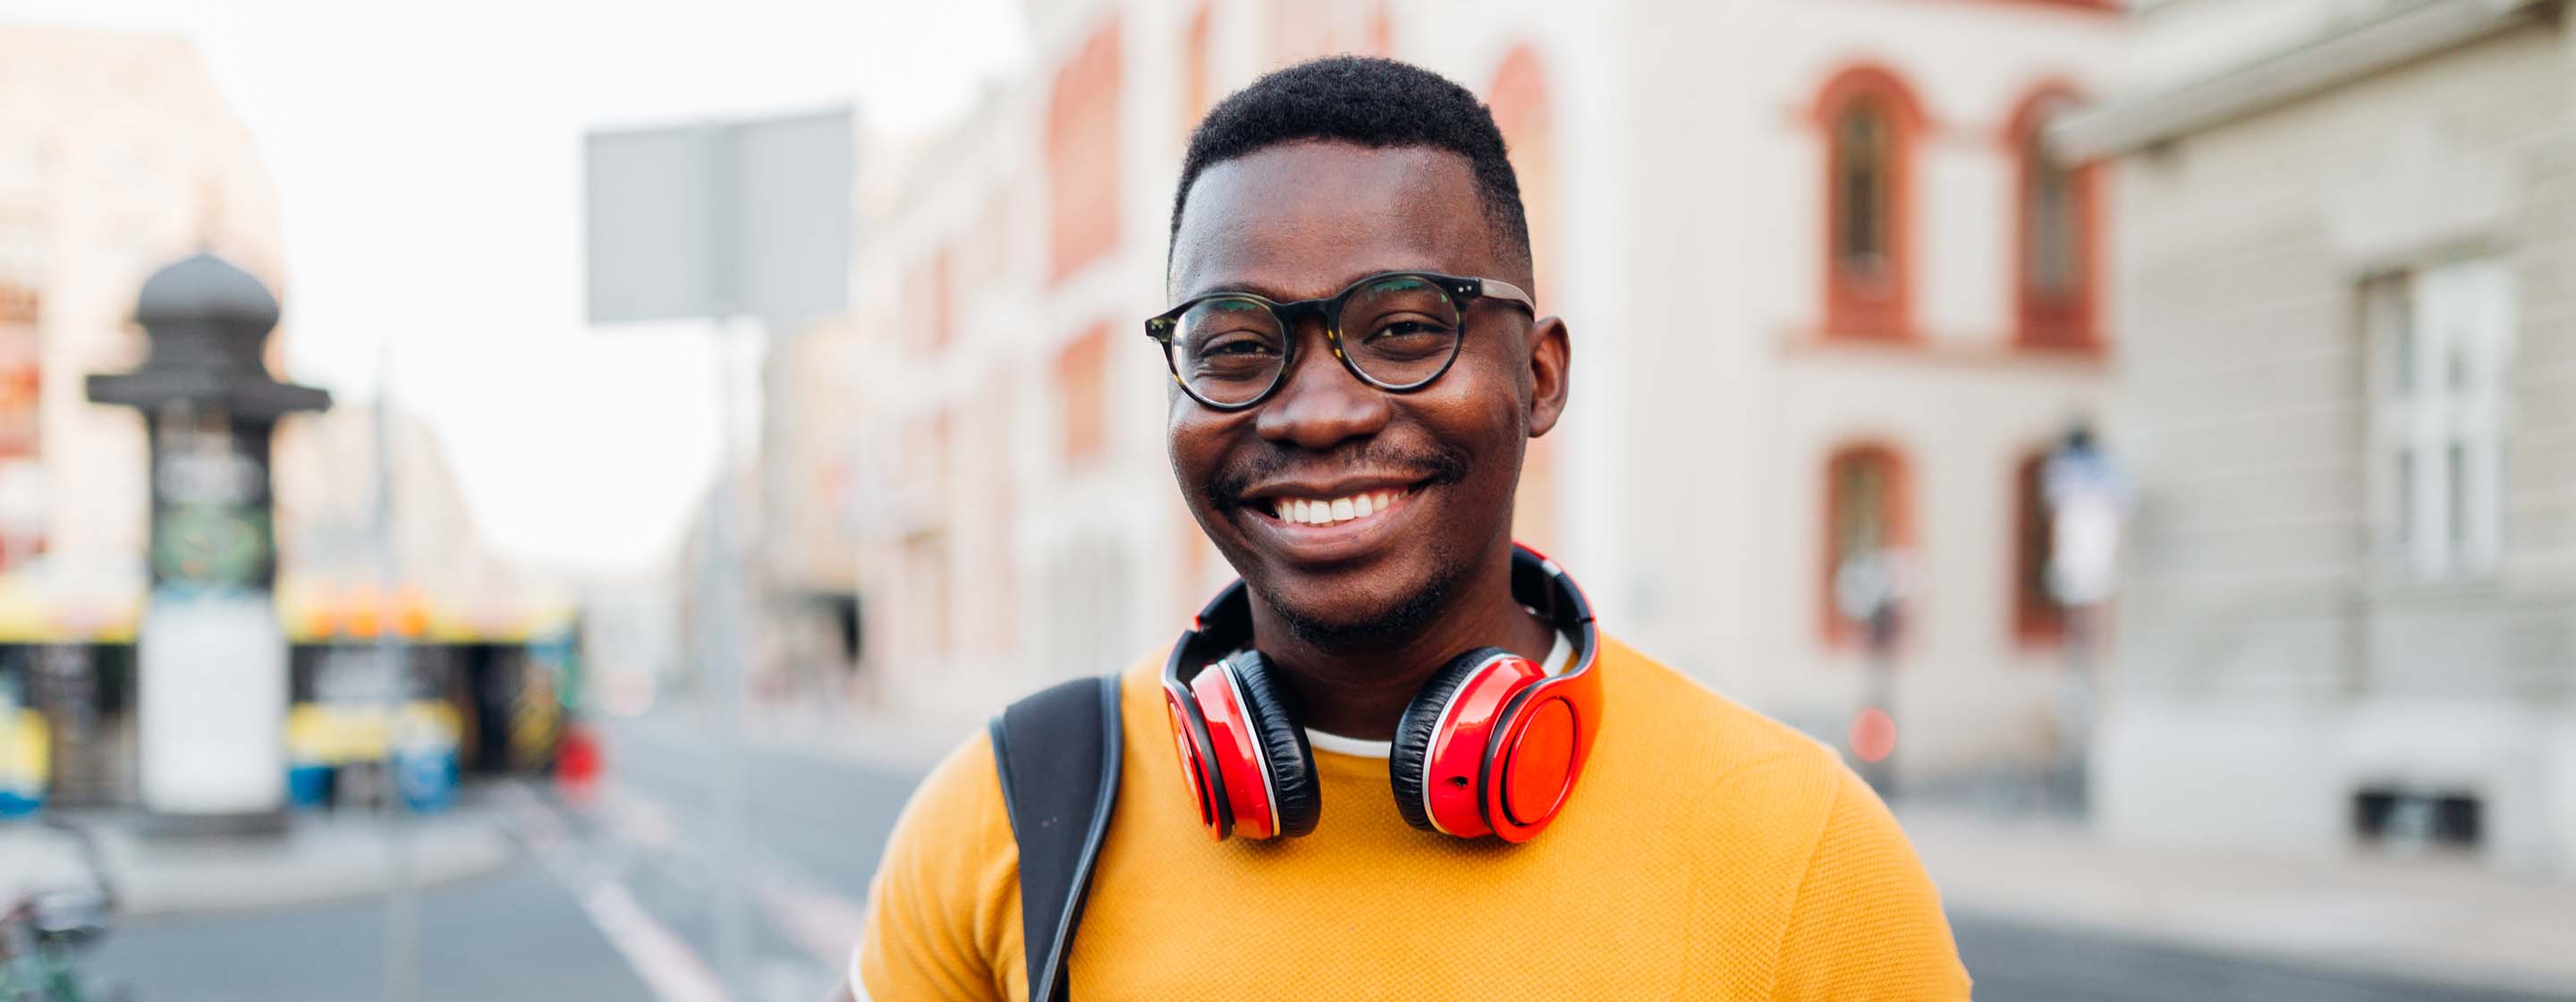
[377,344,419,1002]
[707,314,751,998]
[2058,604,2095,814]
[701,124,752,998]
[1863,607,1898,801]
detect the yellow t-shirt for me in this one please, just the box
[854,635,1971,1000]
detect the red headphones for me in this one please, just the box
[1159,544,1602,843]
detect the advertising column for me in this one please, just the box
[87,251,329,825]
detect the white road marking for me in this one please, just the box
[581,879,731,1002]
[498,782,727,1002]
[499,779,876,1001]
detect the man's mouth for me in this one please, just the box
[1258,487,1410,528]
[1225,478,1432,564]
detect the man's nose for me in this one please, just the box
[1253,323,1392,451]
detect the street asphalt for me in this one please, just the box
[64,703,2576,1001]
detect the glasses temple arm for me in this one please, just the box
[1479,277,1537,312]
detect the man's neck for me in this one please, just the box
[1245,547,1558,741]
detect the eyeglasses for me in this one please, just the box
[1143,271,1537,411]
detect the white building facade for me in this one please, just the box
[0,24,285,621]
[2065,0,2576,871]
[844,0,2130,784]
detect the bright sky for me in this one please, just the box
[0,0,1028,575]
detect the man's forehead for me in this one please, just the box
[1170,141,1496,301]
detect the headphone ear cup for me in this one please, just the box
[1224,653,1321,838]
[1388,647,1515,833]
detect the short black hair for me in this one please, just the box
[1170,56,1530,279]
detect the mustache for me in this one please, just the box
[1208,441,1472,507]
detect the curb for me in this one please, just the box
[4,808,521,923]
[1902,807,2576,999]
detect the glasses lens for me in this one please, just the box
[1171,298,1287,405]
[1340,275,1462,389]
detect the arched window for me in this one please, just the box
[1836,100,1892,278]
[1816,66,1922,341]
[1822,443,1912,643]
[1181,3,1214,138]
[2011,450,2066,642]
[2011,87,2098,351]
[1047,15,1123,284]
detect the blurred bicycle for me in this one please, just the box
[0,818,126,1002]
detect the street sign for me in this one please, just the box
[1833,548,1915,624]
[583,107,853,329]
[2044,433,2125,607]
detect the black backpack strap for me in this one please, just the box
[988,674,1123,1002]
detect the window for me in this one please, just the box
[1822,444,1911,642]
[959,377,1019,657]
[1181,4,1214,139]
[2368,259,2514,578]
[0,217,47,309]
[905,247,953,356]
[1046,16,1123,284]
[1816,68,1920,341]
[902,531,951,660]
[1056,324,1112,464]
[2011,88,2098,350]
[2011,452,2065,642]
[1836,102,1890,276]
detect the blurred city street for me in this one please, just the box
[18,701,2570,1001]
[0,0,2572,998]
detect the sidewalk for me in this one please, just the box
[0,802,515,921]
[1902,802,2576,998]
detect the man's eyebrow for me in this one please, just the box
[1179,280,1279,300]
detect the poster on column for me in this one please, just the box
[138,591,287,814]
[137,413,288,816]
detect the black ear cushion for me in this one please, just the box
[1224,653,1321,838]
[1388,647,1515,832]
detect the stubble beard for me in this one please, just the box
[1263,535,1474,652]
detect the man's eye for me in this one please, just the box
[1199,335,1280,356]
[1366,319,1453,341]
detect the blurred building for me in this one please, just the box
[0,24,575,806]
[2064,0,2576,872]
[0,23,284,624]
[839,0,2130,783]
[758,319,867,698]
[0,24,285,804]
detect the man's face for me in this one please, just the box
[1165,141,1567,641]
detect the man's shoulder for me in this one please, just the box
[1596,638,1935,909]
[1597,636,1844,777]
[1587,633,1895,850]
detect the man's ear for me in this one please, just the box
[1526,315,1571,438]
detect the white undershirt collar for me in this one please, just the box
[1301,628,1576,760]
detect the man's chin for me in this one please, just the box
[1256,558,1463,650]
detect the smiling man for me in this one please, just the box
[843,57,1969,1000]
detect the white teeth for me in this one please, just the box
[1270,489,1407,527]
